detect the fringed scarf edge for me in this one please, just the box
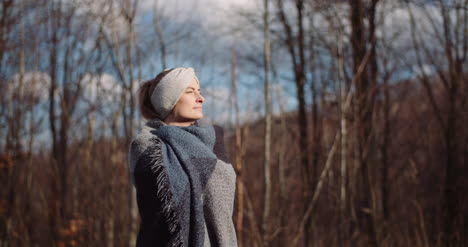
[142,136,184,247]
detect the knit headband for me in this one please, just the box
[150,67,200,120]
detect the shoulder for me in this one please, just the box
[131,130,155,150]
[130,121,165,155]
[129,126,163,174]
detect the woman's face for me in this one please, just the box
[164,78,204,126]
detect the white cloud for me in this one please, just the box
[81,73,122,104]
[68,0,134,40]
[7,71,51,103]
[137,0,259,33]
[412,64,434,77]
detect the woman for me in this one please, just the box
[129,67,238,247]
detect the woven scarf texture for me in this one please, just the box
[129,119,237,247]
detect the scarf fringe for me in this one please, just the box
[147,136,183,247]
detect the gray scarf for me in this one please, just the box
[156,121,217,247]
[129,119,237,247]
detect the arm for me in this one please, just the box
[130,137,175,246]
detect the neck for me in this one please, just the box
[164,114,197,127]
[164,120,195,127]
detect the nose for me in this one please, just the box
[196,93,204,103]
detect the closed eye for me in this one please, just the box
[186,90,201,95]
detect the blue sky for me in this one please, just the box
[6,0,457,150]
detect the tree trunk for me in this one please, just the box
[349,0,379,245]
[154,0,167,69]
[231,47,245,247]
[275,0,311,244]
[48,2,60,245]
[262,0,272,245]
[337,29,349,247]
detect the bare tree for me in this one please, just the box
[98,0,140,245]
[231,47,247,247]
[406,0,467,244]
[1,1,22,245]
[336,16,349,247]
[348,0,380,246]
[3,0,467,246]
[153,0,167,69]
[275,0,311,244]
[43,1,106,245]
[261,0,272,245]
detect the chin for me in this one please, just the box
[194,114,203,120]
[193,111,203,120]
[184,114,202,122]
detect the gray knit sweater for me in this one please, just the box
[129,119,238,247]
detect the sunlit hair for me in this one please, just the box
[138,68,175,120]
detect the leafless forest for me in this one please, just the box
[0,0,467,246]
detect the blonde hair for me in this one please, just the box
[138,68,175,120]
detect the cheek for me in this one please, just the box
[173,98,193,115]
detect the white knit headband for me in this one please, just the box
[150,67,200,120]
